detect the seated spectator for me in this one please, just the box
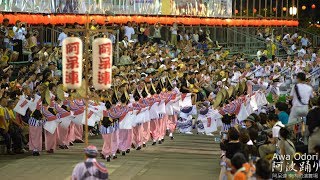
[243,115,259,143]
[220,127,246,160]
[254,158,272,180]
[275,102,289,125]
[239,128,258,158]
[258,112,269,130]
[227,152,253,180]
[250,113,263,131]
[277,127,295,172]
[258,113,284,158]
[118,50,132,65]
[306,97,320,153]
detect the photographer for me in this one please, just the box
[288,72,313,124]
[258,113,284,158]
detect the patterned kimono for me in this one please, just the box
[42,105,58,151]
[28,97,44,152]
[108,104,127,156]
[177,105,197,133]
[54,102,72,147]
[100,111,114,159]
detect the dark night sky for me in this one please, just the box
[299,0,320,20]
[233,0,319,20]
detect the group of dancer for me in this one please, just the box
[14,74,223,160]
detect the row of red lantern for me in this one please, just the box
[0,14,106,25]
[0,13,299,27]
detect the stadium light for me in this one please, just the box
[289,7,297,15]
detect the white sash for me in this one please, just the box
[250,95,258,111]
[165,100,174,116]
[82,110,98,127]
[44,120,58,134]
[172,98,180,112]
[119,110,137,129]
[72,112,84,125]
[28,94,41,112]
[179,93,192,108]
[158,100,166,114]
[149,102,160,119]
[237,103,249,122]
[60,116,73,129]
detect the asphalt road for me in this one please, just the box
[0,133,221,180]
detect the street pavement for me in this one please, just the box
[0,133,221,180]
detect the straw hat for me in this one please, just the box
[56,84,65,101]
[213,91,223,108]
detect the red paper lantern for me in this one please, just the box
[311,4,316,9]
[134,16,142,23]
[237,20,244,26]
[154,16,160,24]
[225,19,232,26]
[203,18,211,25]
[253,20,261,26]
[36,15,44,24]
[302,5,306,10]
[192,18,200,25]
[44,15,50,24]
[274,20,281,26]
[124,16,130,24]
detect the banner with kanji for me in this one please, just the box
[62,37,83,89]
[92,38,113,90]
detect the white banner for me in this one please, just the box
[62,37,83,89]
[92,38,113,90]
[13,96,29,116]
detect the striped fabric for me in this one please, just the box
[41,106,57,121]
[113,121,119,130]
[222,123,232,132]
[100,125,114,134]
[54,103,70,119]
[74,99,85,107]
[28,117,45,127]
[67,100,80,111]
[67,100,84,115]
[108,105,127,119]
[132,103,142,110]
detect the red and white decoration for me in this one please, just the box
[62,37,83,89]
[92,38,113,90]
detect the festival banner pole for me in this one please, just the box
[84,12,90,147]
